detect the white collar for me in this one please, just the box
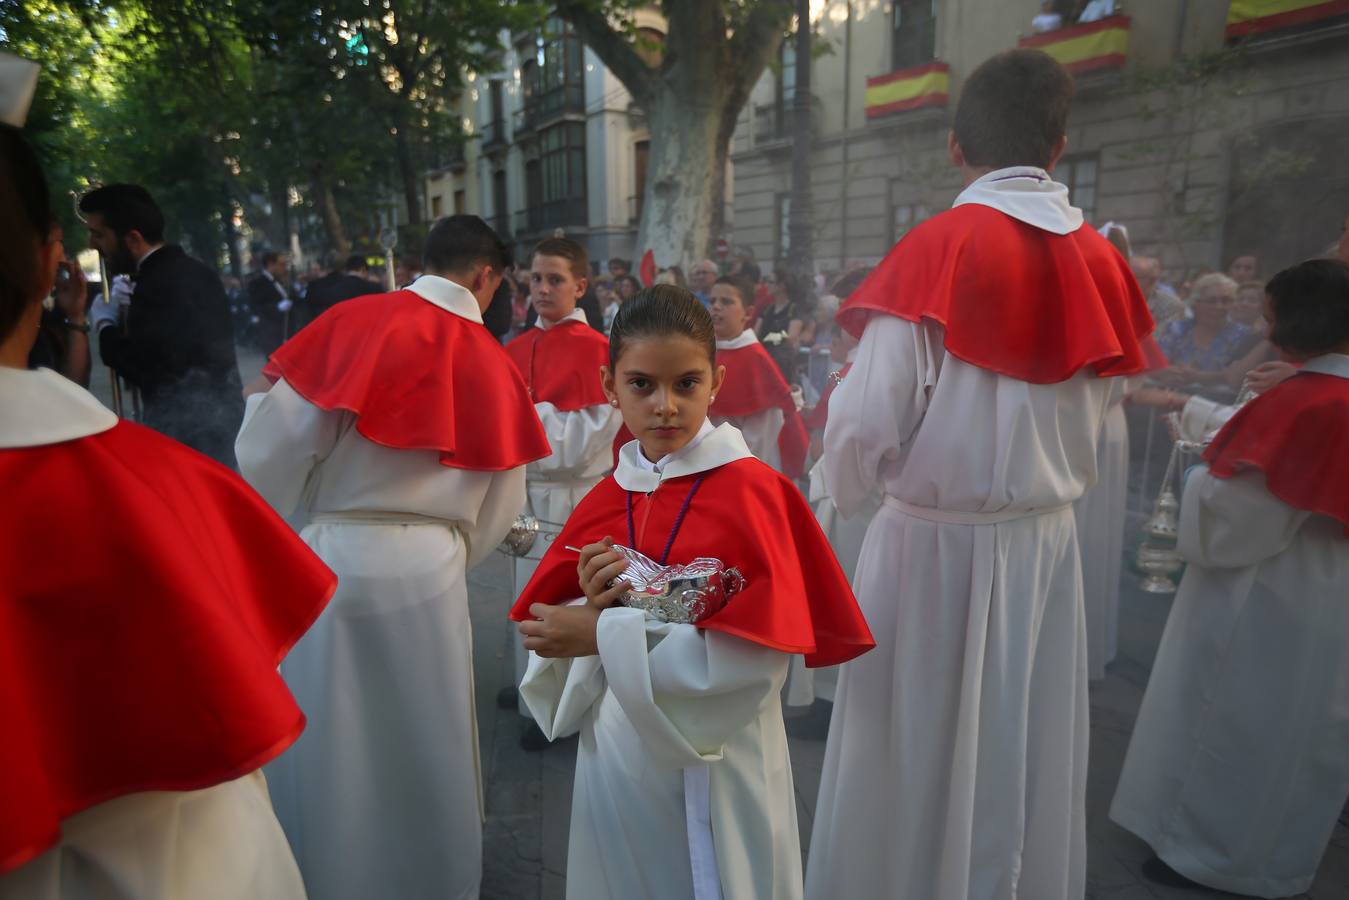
[614,420,753,492]
[1299,353,1349,380]
[0,366,119,448]
[716,329,758,351]
[536,306,588,330]
[407,275,483,324]
[952,166,1085,236]
[136,244,165,270]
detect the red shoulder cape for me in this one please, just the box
[803,363,852,433]
[264,290,550,471]
[838,205,1154,383]
[505,321,611,412]
[0,422,336,875]
[1203,371,1349,535]
[712,342,811,477]
[509,458,875,667]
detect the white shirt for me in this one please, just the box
[536,306,588,330]
[632,418,719,476]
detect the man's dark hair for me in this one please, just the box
[423,215,510,276]
[78,183,165,243]
[829,267,873,300]
[609,284,715,370]
[1266,258,1349,358]
[0,125,55,342]
[345,253,368,271]
[713,274,755,310]
[608,257,630,273]
[261,251,283,268]
[953,49,1074,170]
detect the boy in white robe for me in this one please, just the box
[235,215,549,900]
[1111,259,1349,898]
[806,50,1155,900]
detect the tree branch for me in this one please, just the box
[726,0,793,99]
[555,1,654,106]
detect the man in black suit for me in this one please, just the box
[246,250,292,356]
[81,184,243,465]
[302,253,381,326]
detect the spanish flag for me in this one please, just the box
[1226,0,1349,38]
[1017,16,1131,75]
[864,62,950,119]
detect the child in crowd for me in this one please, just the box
[510,286,873,900]
[707,274,810,477]
[503,237,623,747]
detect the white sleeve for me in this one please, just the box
[729,408,784,470]
[519,601,609,740]
[1178,466,1310,568]
[532,402,622,477]
[1178,395,1238,444]
[823,315,938,516]
[463,465,527,570]
[234,378,345,517]
[596,608,788,769]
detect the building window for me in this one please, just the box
[431,195,443,218]
[492,169,509,237]
[453,190,466,215]
[892,0,938,71]
[889,192,933,246]
[775,193,792,264]
[524,120,587,230]
[520,18,585,128]
[1057,155,1099,224]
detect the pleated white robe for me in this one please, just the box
[712,331,786,472]
[519,427,802,900]
[236,310,525,900]
[1110,463,1349,898]
[806,314,1120,900]
[1074,398,1128,681]
[511,388,620,716]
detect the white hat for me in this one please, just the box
[0,52,40,128]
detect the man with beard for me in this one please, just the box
[82,184,243,465]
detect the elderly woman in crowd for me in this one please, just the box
[1155,272,1251,399]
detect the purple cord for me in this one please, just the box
[626,474,708,564]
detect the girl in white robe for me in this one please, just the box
[511,286,874,900]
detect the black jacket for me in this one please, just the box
[100,244,243,465]
[303,272,382,326]
[246,271,291,355]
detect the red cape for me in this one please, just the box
[0,422,336,875]
[264,290,550,471]
[510,458,874,666]
[803,363,852,433]
[505,320,611,411]
[712,341,811,477]
[838,204,1154,383]
[1203,371,1349,536]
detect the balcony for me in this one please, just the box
[523,83,586,132]
[864,62,950,120]
[481,119,507,155]
[1017,15,1130,76]
[751,94,821,149]
[516,197,589,235]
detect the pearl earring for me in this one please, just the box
[610,399,619,407]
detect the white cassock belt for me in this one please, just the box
[883,495,1072,525]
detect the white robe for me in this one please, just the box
[520,424,803,900]
[1073,396,1128,681]
[234,276,526,900]
[0,367,305,900]
[1110,357,1349,899]
[512,309,622,714]
[712,330,786,472]
[806,167,1120,900]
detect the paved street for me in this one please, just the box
[89,349,1349,899]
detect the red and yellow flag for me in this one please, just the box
[864,62,950,119]
[1226,0,1349,38]
[1018,15,1131,75]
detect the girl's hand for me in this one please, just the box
[519,603,601,658]
[577,538,629,610]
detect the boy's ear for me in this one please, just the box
[947,130,964,169]
[1045,135,1069,173]
[574,275,589,299]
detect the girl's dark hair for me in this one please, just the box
[608,284,716,369]
[1266,258,1349,357]
[0,124,54,343]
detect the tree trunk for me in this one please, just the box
[311,167,351,257]
[636,88,729,269]
[391,106,423,226]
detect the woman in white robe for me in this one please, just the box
[1074,393,1128,681]
[1110,352,1349,899]
[235,276,528,900]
